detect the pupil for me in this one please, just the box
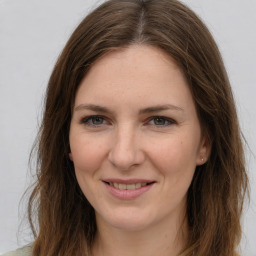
[93,117,103,124]
[154,118,165,125]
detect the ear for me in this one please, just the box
[196,135,211,166]
[69,152,73,161]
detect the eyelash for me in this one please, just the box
[146,116,176,127]
[80,115,176,128]
[81,115,107,127]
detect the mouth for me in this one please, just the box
[102,179,155,199]
[103,181,155,190]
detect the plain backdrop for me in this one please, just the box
[0,0,255,255]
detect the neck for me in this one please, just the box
[92,214,188,256]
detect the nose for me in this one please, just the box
[108,126,145,171]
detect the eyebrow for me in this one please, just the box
[74,104,112,113]
[74,104,184,114]
[138,104,184,114]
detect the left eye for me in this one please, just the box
[148,117,175,126]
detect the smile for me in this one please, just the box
[103,180,155,199]
[108,182,148,190]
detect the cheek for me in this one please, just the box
[148,135,199,178]
[70,135,107,174]
[70,136,108,200]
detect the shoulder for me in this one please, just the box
[1,244,32,256]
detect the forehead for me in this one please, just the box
[75,45,193,112]
[87,45,183,82]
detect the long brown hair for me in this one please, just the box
[28,0,248,255]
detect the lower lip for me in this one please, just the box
[104,182,154,200]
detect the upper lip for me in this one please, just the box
[102,179,156,184]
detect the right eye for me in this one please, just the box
[81,115,107,127]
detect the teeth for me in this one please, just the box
[119,184,126,190]
[127,184,136,190]
[135,183,141,189]
[109,182,149,190]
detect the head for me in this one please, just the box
[29,0,248,255]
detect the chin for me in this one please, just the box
[97,207,154,231]
[109,218,151,231]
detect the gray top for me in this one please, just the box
[1,245,32,256]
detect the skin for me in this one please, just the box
[69,45,210,256]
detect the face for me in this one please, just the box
[69,45,209,232]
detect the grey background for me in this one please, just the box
[0,0,255,255]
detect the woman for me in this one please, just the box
[3,0,248,255]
